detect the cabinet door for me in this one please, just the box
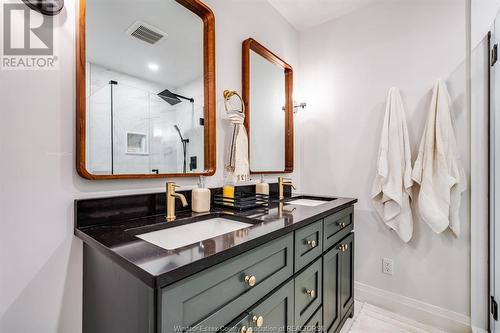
[339,233,354,319]
[323,245,341,333]
[247,280,294,332]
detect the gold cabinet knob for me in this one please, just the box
[338,244,348,252]
[307,239,317,248]
[305,289,316,298]
[245,275,256,287]
[240,326,253,333]
[252,315,264,327]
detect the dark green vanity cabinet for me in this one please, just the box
[82,205,355,333]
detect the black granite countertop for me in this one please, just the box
[75,189,356,289]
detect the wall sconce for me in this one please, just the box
[22,0,64,16]
[292,102,307,113]
[282,102,307,113]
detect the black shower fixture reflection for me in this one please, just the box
[158,89,194,106]
[174,125,189,173]
[158,89,194,173]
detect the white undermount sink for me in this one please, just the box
[136,218,252,250]
[286,199,328,207]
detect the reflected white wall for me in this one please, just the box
[249,50,286,172]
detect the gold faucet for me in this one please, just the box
[166,182,188,221]
[278,177,296,201]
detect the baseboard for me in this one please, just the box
[355,281,472,333]
[471,327,488,333]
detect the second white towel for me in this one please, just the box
[371,87,414,243]
[412,80,466,237]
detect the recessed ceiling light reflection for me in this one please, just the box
[148,63,159,71]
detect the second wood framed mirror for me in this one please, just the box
[242,38,294,174]
[76,0,216,179]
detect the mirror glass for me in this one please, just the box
[243,39,293,174]
[249,50,286,172]
[85,0,205,175]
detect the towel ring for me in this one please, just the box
[223,90,245,114]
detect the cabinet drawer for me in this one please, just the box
[294,220,323,272]
[226,280,294,333]
[294,257,322,328]
[299,306,322,333]
[159,234,293,332]
[323,207,354,250]
[225,314,251,333]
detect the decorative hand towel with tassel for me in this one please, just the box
[371,87,414,243]
[411,79,466,237]
[224,90,249,181]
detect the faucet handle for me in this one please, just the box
[280,177,296,189]
[166,182,181,193]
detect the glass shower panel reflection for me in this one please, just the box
[149,93,178,173]
[112,83,151,174]
[87,81,112,174]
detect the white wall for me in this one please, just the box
[298,0,470,328]
[0,0,299,332]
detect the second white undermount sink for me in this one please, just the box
[136,218,252,250]
[286,199,328,207]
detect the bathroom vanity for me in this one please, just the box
[75,1,354,330]
[75,191,356,333]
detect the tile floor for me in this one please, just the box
[340,302,446,333]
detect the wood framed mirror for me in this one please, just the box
[76,0,215,179]
[242,38,293,174]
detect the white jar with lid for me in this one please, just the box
[191,176,211,213]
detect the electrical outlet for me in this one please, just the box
[382,258,394,275]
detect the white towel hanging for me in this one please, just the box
[371,87,414,243]
[223,90,250,181]
[411,79,466,237]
